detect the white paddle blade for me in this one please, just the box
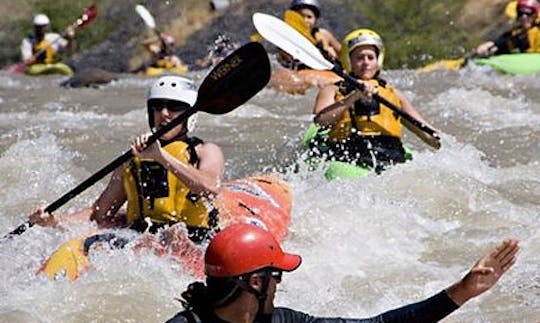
[252,12,333,71]
[135,4,156,29]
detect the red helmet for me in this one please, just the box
[205,223,302,277]
[517,0,539,13]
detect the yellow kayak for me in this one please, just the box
[25,63,73,76]
[144,65,189,76]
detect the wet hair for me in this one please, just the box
[180,277,245,311]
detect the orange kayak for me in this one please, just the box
[37,174,292,281]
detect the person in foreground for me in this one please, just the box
[29,75,225,243]
[310,28,439,172]
[277,0,341,69]
[165,223,519,323]
[476,0,540,56]
[20,14,77,75]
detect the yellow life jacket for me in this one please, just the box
[328,78,402,141]
[32,38,56,64]
[155,58,176,69]
[122,140,211,229]
[526,25,540,52]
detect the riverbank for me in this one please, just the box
[0,0,513,71]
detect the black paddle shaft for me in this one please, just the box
[4,42,271,239]
[7,107,195,236]
[331,65,440,140]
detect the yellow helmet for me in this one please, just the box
[339,29,385,73]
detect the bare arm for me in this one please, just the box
[314,83,374,127]
[319,28,341,54]
[161,142,225,196]
[394,88,441,149]
[446,239,519,306]
[28,166,127,229]
[89,166,128,228]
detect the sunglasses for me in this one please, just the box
[268,270,283,281]
[148,100,190,112]
[517,7,535,17]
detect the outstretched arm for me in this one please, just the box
[446,238,519,305]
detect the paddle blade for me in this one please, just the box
[283,10,317,45]
[75,4,97,28]
[418,57,465,72]
[252,12,333,71]
[195,42,271,114]
[505,1,517,19]
[135,4,156,29]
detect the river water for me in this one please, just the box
[0,62,538,322]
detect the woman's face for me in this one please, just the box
[297,8,317,29]
[349,45,379,80]
[150,101,187,140]
[516,6,538,29]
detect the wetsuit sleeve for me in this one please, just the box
[493,31,513,55]
[164,314,189,323]
[272,290,459,323]
[21,38,33,61]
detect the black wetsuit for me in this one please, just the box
[165,290,459,323]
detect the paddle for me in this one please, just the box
[4,42,271,239]
[135,4,174,55]
[4,4,97,74]
[252,13,441,149]
[420,1,524,73]
[251,9,316,44]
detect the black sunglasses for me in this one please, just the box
[517,7,535,17]
[148,99,190,112]
[268,270,283,281]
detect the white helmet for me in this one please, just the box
[33,14,50,26]
[147,76,197,106]
[147,76,198,130]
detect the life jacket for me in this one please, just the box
[122,137,215,231]
[495,24,540,54]
[32,37,56,64]
[327,78,402,142]
[278,27,334,70]
[155,57,176,69]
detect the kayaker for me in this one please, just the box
[28,75,225,243]
[165,223,519,323]
[134,33,186,73]
[195,33,240,69]
[277,0,341,69]
[310,29,439,172]
[20,14,76,67]
[476,0,540,56]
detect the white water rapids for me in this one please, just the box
[0,63,538,322]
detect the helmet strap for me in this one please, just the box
[234,270,272,318]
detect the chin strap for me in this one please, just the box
[235,269,272,319]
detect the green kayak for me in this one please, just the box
[301,123,413,180]
[473,53,540,75]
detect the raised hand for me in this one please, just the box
[447,239,520,305]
